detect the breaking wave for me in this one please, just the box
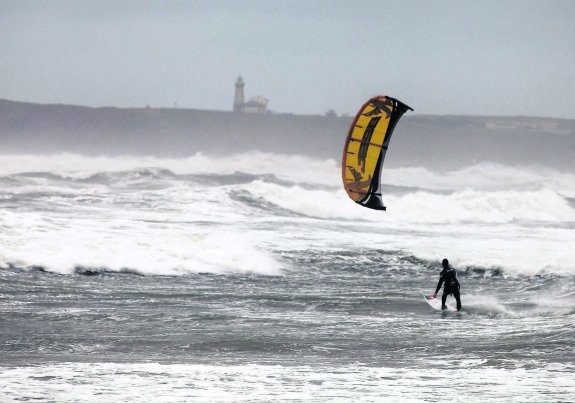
[1,153,574,277]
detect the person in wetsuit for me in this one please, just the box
[433,258,461,311]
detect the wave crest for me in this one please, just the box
[0,225,281,276]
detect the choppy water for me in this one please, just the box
[1,153,574,401]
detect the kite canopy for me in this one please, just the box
[341,96,412,211]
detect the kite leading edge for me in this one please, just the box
[341,96,413,211]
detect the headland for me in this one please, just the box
[1,98,574,171]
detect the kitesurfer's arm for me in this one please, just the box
[434,274,444,297]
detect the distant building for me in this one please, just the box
[233,75,268,113]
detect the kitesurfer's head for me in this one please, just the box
[442,258,449,269]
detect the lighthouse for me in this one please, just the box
[233,75,245,112]
[233,75,269,113]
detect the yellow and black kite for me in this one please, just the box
[341,96,412,211]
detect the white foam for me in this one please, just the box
[0,210,281,276]
[459,292,575,318]
[387,162,575,195]
[0,152,340,186]
[239,179,575,224]
[3,153,573,193]
[0,362,572,402]
[388,188,575,223]
[1,153,574,277]
[239,180,376,220]
[462,294,516,317]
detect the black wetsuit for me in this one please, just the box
[435,266,461,311]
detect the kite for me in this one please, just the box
[342,96,412,210]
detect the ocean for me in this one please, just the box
[1,153,574,402]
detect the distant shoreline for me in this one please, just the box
[1,98,574,171]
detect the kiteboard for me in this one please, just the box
[423,293,458,312]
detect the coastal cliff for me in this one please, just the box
[1,99,574,171]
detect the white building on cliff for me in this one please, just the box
[233,76,268,113]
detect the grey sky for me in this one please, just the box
[1,0,574,117]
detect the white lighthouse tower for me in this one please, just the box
[233,75,245,112]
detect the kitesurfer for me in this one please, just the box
[433,258,461,311]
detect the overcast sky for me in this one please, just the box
[1,1,574,117]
